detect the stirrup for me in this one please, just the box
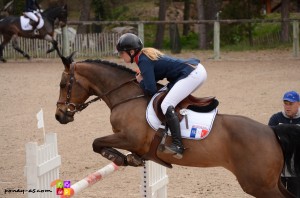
[33,29,39,35]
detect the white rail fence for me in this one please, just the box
[24,133,168,198]
[0,32,121,59]
[141,161,169,198]
[24,133,61,198]
[1,20,299,60]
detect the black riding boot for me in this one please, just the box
[164,106,184,159]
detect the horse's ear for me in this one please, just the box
[60,51,76,69]
[68,51,76,62]
[61,56,70,69]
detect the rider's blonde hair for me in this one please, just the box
[140,48,164,61]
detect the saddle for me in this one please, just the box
[22,12,43,33]
[142,91,219,168]
[153,90,219,122]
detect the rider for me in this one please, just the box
[23,0,44,34]
[116,33,207,159]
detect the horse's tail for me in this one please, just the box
[272,124,300,177]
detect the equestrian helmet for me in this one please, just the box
[116,33,143,52]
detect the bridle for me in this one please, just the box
[56,63,145,114]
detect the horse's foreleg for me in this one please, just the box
[44,35,62,58]
[95,147,145,167]
[11,36,30,60]
[97,147,128,166]
[92,134,145,167]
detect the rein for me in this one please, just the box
[57,62,144,113]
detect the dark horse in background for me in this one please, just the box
[55,53,300,198]
[0,5,67,62]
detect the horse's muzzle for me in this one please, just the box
[55,107,74,124]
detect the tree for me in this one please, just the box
[220,0,262,46]
[196,0,206,49]
[154,0,167,49]
[77,0,92,34]
[183,0,191,36]
[281,0,290,42]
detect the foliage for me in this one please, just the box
[219,0,263,46]
[177,32,199,49]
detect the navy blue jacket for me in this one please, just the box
[268,112,300,126]
[24,0,39,12]
[137,53,200,96]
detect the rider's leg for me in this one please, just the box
[164,105,184,158]
[35,12,44,30]
[161,64,207,158]
[23,12,38,22]
[23,12,43,34]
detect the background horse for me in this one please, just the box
[55,54,300,198]
[0,5,67,62]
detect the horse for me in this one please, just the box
[0,5,67,62]
[55,53,300,198]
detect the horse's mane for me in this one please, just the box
[81,59,136,75]
[42,5,67,21]
[43,6,63,14]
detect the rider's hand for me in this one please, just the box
[136,73,143,83]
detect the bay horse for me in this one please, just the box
[0,5,67,62]
[55,53,300,198]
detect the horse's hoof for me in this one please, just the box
[0,58,7,63]
[126,153,145,167]
[25,55,31,60]
[47,48,55,54]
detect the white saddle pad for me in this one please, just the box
[146,92,218,140]
[20,16,33,31]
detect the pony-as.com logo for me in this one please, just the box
[50,179,71,196]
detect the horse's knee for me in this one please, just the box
[92,138,102,153]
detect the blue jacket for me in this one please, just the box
[137,53,200,96]
[24,0,39,12]
[268,112,300,126]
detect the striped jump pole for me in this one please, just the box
[60,162,119,197]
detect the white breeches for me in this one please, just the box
[23,12,44,29]
[161,63,207,114]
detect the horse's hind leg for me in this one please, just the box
[0,44,6,63]
[11,35,30,60]
[0,34,12,62]
[238,176,294,198]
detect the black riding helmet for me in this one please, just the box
[116,33,143,63]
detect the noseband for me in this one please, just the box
[56,62,144,114]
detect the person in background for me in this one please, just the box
[116,33,207,159]
[23,0,44,34]
[268,90,300,197]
